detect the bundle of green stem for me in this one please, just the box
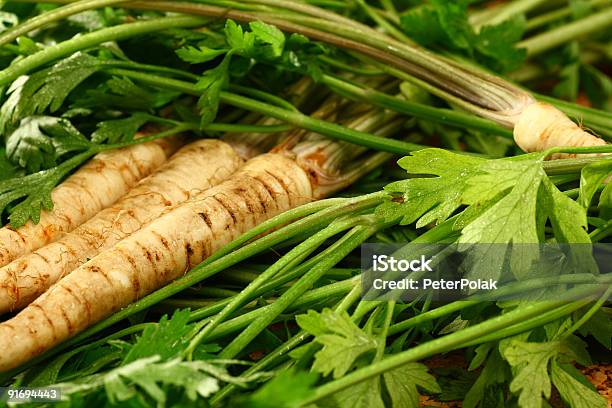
[2,0,610,156]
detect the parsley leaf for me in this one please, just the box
[379,149,594,280]
[248,21,286,59]
[382,150,593,240]
[178,20,325,126]
[0,52,103,135]
[6,116,91,172]
[475,15,527,73]
[176,45,228,64]
[578,309,612,349]
[551,361,607,408]
[0,157,87,227]
[463,349,509,408]
[578,159,612,209]
[382,363,441,408]
[326,377,385,408]
[376,149,485,228]
[234,370,317,408]
[297,309,378,378]
[91,113,151,145]
[501,340,579,408]
[79,76,178,111]
[122,309,194,364]
[0,147,22,181]
[400,1,526,72]
[57,357,224,406]
[196,53,231,127]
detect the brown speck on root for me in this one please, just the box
[0,153,313,372]
[0,138,181,269]
[198,212,213,229]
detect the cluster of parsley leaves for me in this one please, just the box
[400,0,527,72]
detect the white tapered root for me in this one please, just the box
[513,102,606,159]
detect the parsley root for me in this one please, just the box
[0,153,312,371]
[0,138,180,268]
[513,102,607,158]
[0,139,242,313]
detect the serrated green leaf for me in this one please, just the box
[382,363,441,408]
[249,21,285,58]
[459,157,545,279]
[376,149,485,227]
[295,309,327,337]
[6,116,90,173]
[234,370,317,408]
[325,377,384,408]
[539,178,591,243]
[578,159,612,209]
[468,343,493,371]
[297,308,378,378]
[197,54,231,127]
[463,349,508,408]
[225,20,255,54]
[0,147,22,181]
[551,361,607,408]
[502,340,576,408]
[475,15,527,72]
[57,357,224,407]
[578,309,612,349]
[400,0,525,72]
[79,76,176,111]
[122,309,193,364]
[176,45,228,64]
[400,6,448,48]
[0,53,102,135]
[91,113,151,145]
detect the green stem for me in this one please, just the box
[543,156,612,175]
[301,286,601,405]
[0,0,132,46]
[188,243,361,322]
[219,224,381,359]
[470,0,548,28]
[560,286,612,338]
[375,301,395,360]
[463,300,592,346]
[184,215,368,358]
[320,74,514,137]
[354,0,412,44]
[108,69,426,155]
[0,15,207,87]
[518,7,612,56]
[210,281,362,405]
[526,0,612,31]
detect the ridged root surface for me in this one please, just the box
[0,153,313,372]
[513,102,607,159]
[0,139,242,313]
[0,138,181,268]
